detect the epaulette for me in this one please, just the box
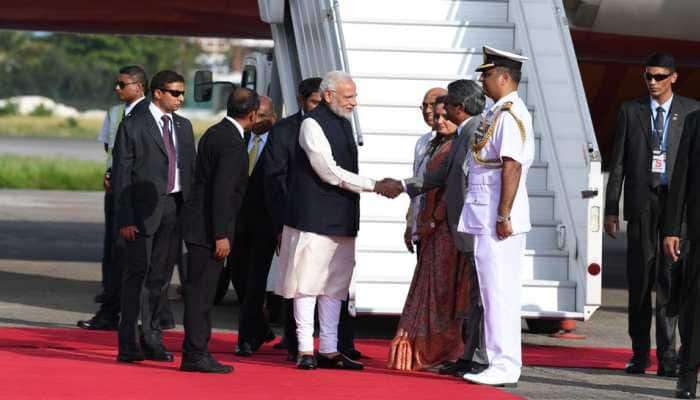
[500,101,514,111]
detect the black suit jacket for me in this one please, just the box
[112,104,195,235]
[183,118,248,248]
[236,133,274,238]
[605,95,700,220]
[404,116,480,253]
[262,112,303,236]
[664,110,700,240]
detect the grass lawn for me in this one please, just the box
[0,116,103,139]
[0,155,103,191]
[0,115,219,139]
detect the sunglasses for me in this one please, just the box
[644,72,672,82]
[159,88,186,98]
[115,80,137,90]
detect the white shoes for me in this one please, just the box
[463,367,519,388]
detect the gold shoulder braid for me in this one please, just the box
[472,101,526,168]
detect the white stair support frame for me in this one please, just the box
[259,0,300,114]
[510,0,602,319]
[260,0,603,321]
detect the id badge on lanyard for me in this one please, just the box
[651,150,666,173]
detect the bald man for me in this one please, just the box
[231,95,281,356]
[403,87,448,254]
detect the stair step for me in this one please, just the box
[356,217,562,252]
[353,75,529,107]
[353,250,570,283]
[355,103,534,133]
[352,278,577,315]
[358,188,556,225]
[522,280,577,313]
[339,0,509,24]
[527,161,548,191]
[357,134,541,167]
[348,47,500,78]
[342,19,514,50]
[357,154,546,186]
[528,190,555,221]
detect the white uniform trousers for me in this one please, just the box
[473,233,525,380]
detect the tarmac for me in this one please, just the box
[0,188,683,399]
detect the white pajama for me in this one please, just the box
[294,295,341,354]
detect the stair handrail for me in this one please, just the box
[509,0,581,260]
[325,0,365,146]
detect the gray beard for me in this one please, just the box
[329,101,352,120]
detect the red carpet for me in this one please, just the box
[0,327,659,399]
[0,327,520,400]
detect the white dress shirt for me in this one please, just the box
[98,97,146,168]
[224,116,246,139]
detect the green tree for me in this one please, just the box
[0,31,201,110]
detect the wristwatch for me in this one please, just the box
[496,214,511,223]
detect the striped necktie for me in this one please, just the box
[161,115,176,192]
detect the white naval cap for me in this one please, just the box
[475,45,528,72]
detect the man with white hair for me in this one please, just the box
[274,71,380,370]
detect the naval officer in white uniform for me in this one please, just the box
[458,46,534,387]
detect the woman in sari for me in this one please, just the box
[387,97,475,371]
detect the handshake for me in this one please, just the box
[374,178,403,199]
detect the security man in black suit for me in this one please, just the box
[233,95,278,356]
[78,65,149,330]
[605,52,700,376]
[112,70,196,363]
[180,88,259,373]
[664,108,700,399]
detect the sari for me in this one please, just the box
[387,135,478,371]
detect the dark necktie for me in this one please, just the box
[653,106,664,150]
[161,115,176,192]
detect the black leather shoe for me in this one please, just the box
[676,371,698,399]
[235,342,254,357]
[317,353,364,370]
[439,360,461,375]
[625,358,650,374]
[181,355,233,374]
[117,352,145,363]
[76,317,118,331]
[439,360,488,376]
[297,354,317,370]
[659,363,680,378]
[142,342,174,362]
[339,347,362,361]
[144,349,174,362]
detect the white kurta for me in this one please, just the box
[457,90,534,381]
[273,117,375,301]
